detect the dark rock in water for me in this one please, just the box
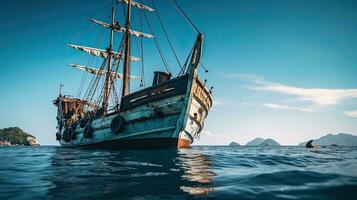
[299,133,357,146]
[246,137,265,146]
[306,140,314,148]
[259,139,281,147]
[229,142,240,146]
[0,127,39,146]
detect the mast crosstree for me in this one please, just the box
[67,44,141,61]
[70,64,140,80]
[89,18,153,38]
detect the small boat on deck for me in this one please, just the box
[53,0,213,149]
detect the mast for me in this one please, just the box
[59,83,63,97]
[69,0,154,106]
[102,7,116,112]
[122,0,132,97]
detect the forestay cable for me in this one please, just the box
[172,0,200,33]
[151,0,183,72]
[143,11,171,74]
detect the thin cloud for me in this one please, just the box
[254,83,357,106]
[225,73,357,106]
[213,99,226,106]
[262,103,314,112]
[240,102,254,106]
[205,130,213,136]
[202,130,223,138]
[344,110,357,118]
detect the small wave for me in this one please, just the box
[0,146,356,199]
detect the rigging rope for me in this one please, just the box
[110,82,119,110]
[172,0,200,33]
[120,0,127,22]
[76,26,105,98]
[139,8,145,87]
[111,36,126,105]
[143,11,171,74]
[199,62,209,73]
[151,0,183,73]
[85,59,107,102]
[133,38,144,86]
[75,3,112,99]
[179,45,193,75]
[76,61,89,98]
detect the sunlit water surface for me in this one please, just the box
[0,146,356,199]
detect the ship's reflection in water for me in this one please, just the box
[177,148,215,195]
[48,147,215,199]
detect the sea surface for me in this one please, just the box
[0,146,356,200]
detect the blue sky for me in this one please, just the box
[0,0,357,145]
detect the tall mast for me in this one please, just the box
[68,1,154,110]
[102,7,115,111]
[122,0,132,96]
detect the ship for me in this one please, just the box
[53,0,213,149]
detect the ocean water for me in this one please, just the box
[0,146,356,200]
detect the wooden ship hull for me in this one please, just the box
[53,1,213,149]
[57,74,211,149]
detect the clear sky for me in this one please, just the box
[0,0,357,145]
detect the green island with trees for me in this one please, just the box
[0,127,39,146]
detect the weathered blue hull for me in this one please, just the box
[76,138,185,149]
[58,75,212,149]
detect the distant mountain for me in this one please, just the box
[246,137,281,146]
[0,127,39,146]
[259,139,281,147]
[229,142,240,146]
[299,133,357,146]
[246,137,265,146]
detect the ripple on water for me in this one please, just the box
[0,146,356,199]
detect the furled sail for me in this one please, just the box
[89,18,153,38]
[117,0,155,12]
[70,64,140,80]
[67,44,141,61]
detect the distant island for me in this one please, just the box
[229,142,240,146]
[246,138,281,146]
[0,127,39,146]
[246,137,265,146]
[258,139,281,147]
[299,133,357,146]
[229,138,281,147]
